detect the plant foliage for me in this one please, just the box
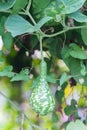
[0,0,87,129]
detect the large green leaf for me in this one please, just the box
[5,15,35,37]
[35,16,53,30]
[69,44,87,59]
[66,120,87,130]
[68,11,87,23]
[61,0,86,14]
[5,15,53,37]
[0,0,16,11]
[12,0,28,13]
[81,27,87,45]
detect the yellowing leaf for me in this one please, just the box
[64,84,73,97]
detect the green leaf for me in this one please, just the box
[69,44,87,59]
[5,15,35,37]
[0,51,5,62]
[12,0,28,13]
[68,11,87,23]
[45,37,62,58]
[65,57,81,81]
[46,73,56,84]
[64,106,74,115]
[34,16,53,30]
[60,72,69,86]
[51,125,58,130]
[5,15,52,37]
[52,112,59,123]
[32,0,50,14]
[0,66,14,77]
[31,76,40,89]
[66,120,87,130]
[61,0,86,14]
[55,90,64,104]
[62,46,70,60]
[81,27,87,45]
[0,23,4,35]
[11,69,29,81]
[3,32,13,51]
[62,46,87,85]
[0,0,16,11]
[80,61,86,76]
[0,16,7,35]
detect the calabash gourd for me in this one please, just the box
[30,60,55,115]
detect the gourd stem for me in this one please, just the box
[40,60,47,78]
[40,36,44,61]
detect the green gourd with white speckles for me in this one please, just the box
[30,60,55,115]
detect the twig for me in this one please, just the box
[20,113,24,130]
[0,91,47,130]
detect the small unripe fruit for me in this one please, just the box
[30,60,55,115]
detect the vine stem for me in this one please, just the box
[25,0,44,61]
[0,91,47,130]
[1,3,87,39]
[25,1,44,62]
[26,11,36,25]
[44,25,87,38]
[26,0,32,11]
